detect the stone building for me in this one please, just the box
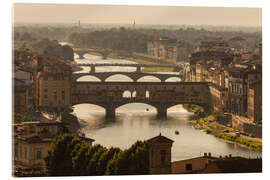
[33,55,72,111]
[228,36,247,51]
[194,38,229,53]
[147,133,174,174]
[201,157,262,173]
[171,153,218,174]
[247,80,262,124]
[14,79,32,115]
[147,37,188,63]
[13,117,95,176]
[14,66,34,115]
[226,65,249,116]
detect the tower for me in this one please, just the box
[147,133,174,174]
[133,20,136,30]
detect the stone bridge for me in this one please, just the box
[72,81,212,119]
[73,63,182,82]
[73,48,112,59]
[73,72,181,82]
[77,63,182,72]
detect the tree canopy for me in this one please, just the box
[44,134,149,176]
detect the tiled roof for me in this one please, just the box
[213,158,262,173]
[147,133,174,143]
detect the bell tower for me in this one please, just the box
[147,133,174,174]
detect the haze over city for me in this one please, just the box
[13,3,261,27]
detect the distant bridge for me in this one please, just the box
[77,63,182,72]
[73,71,181,82]
[73,48,112,59]
[72,81,212,119]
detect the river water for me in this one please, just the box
[72,53,261,161]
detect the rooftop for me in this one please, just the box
[147,133,174,144]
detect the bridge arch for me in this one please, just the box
[165,77,181,82]
[166,103,210,115]
[122,90,132,98]
[115,102,157,112]
[136,75,161,82]
[105,74,134,82]
[76,75,102,82]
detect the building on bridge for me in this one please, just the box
[72,81,213,119]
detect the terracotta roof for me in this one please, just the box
[19,136,52,144]
[207,158,262,173]
[147,133,174,143]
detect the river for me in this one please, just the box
[72,53,261,161]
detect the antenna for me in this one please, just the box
[133,20,136,30]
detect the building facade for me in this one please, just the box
[147,133,174,174]
[147,37,188,63]
[34,55,72,111]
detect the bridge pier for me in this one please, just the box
[157,107,167,119]
[105,107,116,119]
[136,67,141,72]
[78,54,85,59]
[90,65,96,73]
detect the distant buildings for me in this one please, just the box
[14,67,34,115]
[183,37,262,137]
[147,37,189,63]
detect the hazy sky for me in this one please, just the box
[13,3,262,26]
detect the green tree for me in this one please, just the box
[13,112,29,123]
[44,134,82,176]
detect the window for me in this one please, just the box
[160,150,166,164]
[36,149,42,159]
[14,147,18,158]
[62,89,65,100]
[19,146,22,158]
[185,163,192,171]
[44,94,48,99]
[44,76,48,80]
[53,90,57,100]
[44,89,48,93]
[24,147,27,159]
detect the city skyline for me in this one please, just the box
[13,3,261,27]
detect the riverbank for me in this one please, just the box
[183,105,262,152]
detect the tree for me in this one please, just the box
[44,134,82,176]
[61,45,74,60]
[13,112,29,123]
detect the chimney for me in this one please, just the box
[204,153,207,157]
[208,152,211,157]
[225,155,228,159]
[219,155,222,158]
[229,154,232,158]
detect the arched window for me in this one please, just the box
[132,91,136,98]
[122,91,132,98]
[146,91,150,98]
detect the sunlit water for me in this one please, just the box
[72,53,262,161]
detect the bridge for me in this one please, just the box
[73,48,112,59]
[72,81,212,119]
[77,63,182,72]
[73,63,182,82]
[73,71,181,82]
